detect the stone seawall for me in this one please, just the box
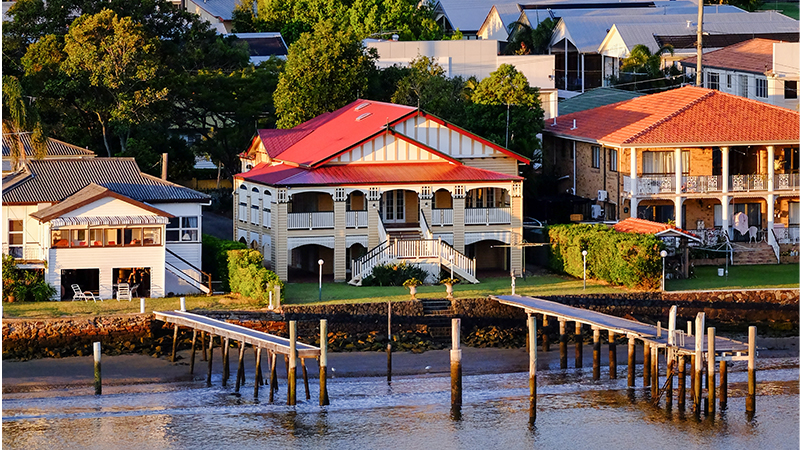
[4,289,796,360]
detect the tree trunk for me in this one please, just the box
[97,113,112,157]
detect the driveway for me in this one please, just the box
[202,211,233,240]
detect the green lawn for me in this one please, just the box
[759,2,799,19]
[666,264,800,291]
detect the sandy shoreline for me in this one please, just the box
[3,335,797,397]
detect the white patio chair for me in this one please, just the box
[71,284,101,302]
[116,283,132,302]
[748,226,758,243]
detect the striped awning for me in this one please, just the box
[51,216,170,227]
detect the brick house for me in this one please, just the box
[234,99,530,284]
[542,85,799,260]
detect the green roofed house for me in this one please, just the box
[557,88,645,116]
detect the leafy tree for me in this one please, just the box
[391,56,468,120]
[274,20,378,128]
[505,18,555,55]
[711,0,763,12]
[613,44,683,92]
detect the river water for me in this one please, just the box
[3,358,798,450]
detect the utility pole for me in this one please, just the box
[696,0,704,87]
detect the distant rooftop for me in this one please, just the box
[680,38,780,74]
[558,88,644,116]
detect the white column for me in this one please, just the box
[674,148,683,228]
[722,196,730,236]
[767,194,775,245]
[721,147,730,236]
[581,53,585,93]
[767,145,776,245]
[767,146,775,192]
[565,39,569,91]
[630,148,638,217]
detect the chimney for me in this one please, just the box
[161,153,168,180]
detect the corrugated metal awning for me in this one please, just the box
[51,216,170,227]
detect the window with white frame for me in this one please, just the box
[591,146,601,169]
[756,78,767,98]
[785,81,798,99]
[8,220,23,258]
[166,216,199,242]
[738,75,748,97]
[726,74,732,90]
[609,149,618,172]
[642,151,690,174]
[238,185,248,222]
[707,72,720,90]
[790,202,800,225]
[250,187,260,225]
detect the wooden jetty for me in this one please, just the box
[489,295,756,423]
[153,310,328,406]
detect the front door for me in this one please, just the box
[382,190,405,224]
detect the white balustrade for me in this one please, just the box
[346,211,368,228]
[287,212,334,230]
[431,209,454,226]
[465,207,511,225]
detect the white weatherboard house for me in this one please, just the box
[2,156,211,299]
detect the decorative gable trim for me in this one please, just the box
[420,112,531,164]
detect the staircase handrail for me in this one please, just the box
[419,209,434,240]
[378,217,388,244]
[769,228,781,263]
[166,247,213,295]
[351,240,391,281]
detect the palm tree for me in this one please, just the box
[620,44,675,79]
[2,75,47,170]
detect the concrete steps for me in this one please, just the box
[733,242,778,265]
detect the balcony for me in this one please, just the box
[3,243,46,262]
[431,209,453,226]
[465,207,511,225]
[346,211,368,228]
[624,173,800,196]
[287,212,334,230]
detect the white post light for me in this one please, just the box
[660,250,668,292]
[582,250,588,290]
[318,259,324,302]
[140,298,145,314]
[180,297,186,312]
[449,254,454,280]
[511,271,516,296]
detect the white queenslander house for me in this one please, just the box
[234,99,531,284]
[2,152,212,299]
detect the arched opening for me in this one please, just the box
[288,244,334,282]
[465,188,511,225]
[431,188,453,226]
[250,240,259,250]
[251,187,260,226]
[288,191,335,230]
[238,237,247,244]
[346,191,368,228]
[380,189,418,226]
[465,239,509,277]
[238,184,249,222]
[346,243,367,280]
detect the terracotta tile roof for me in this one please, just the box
[237,162,522,186]
[680,38,777,74]
[613,217,698,240]
[545,86,800,146]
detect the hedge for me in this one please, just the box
[202,234,247,291]
[228,249,284,305]
[548,223,664,290]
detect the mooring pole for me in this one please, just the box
[288,320,297,406]
[235,341,246,393]
[206,334,214,387]
[693,313,705,413]
[190,329,197,375]
[254,348,262,398]
[201,331,207,361]
[643,342,651,389]
[592,327,601,381]
[707,327,716,416]
[93,342,102,395]
[678,354,686,411]
[528,313,538,424]
[665,349,674,411]
[575,323,583,369]
[301,358,310,401]
[651,346,659,399]
[171,324,179,363]
[608,331,617,379]
[451,318,462,411]
[719,357,728,410]
[387,301,393,383]
[746,326,756,416]
[222,337,230,387]
[559,319,568,369]
[627,334,636,388]
[320,319,330,406]
[269,351,278,402]
[542,315,549,352]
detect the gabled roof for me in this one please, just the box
[545,86,800,147]
[613,217,700,242]
[680,38,777,74]
[186,0,238,21]
[2,132,95,158]
[30,183,173,223]
[3,158,210,204]
[558,88,644,116]
[237,162,523,186]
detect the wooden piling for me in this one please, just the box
[528,313,538,424]
[190,330,197,375]
[288,320,297,406]
[93,342,102,395]
[608,331,616,380]
[269,351,278,402]
[223,337,230,386]
[592,327,600,381]
[542,315,549,352]
[627,335,636,388]
[301,358,310,400]
[451,318,462,410]
[746,326,756,415]
[677,354,686,411]
[387,301,392,383]
[254,348,262,398]
[235,341,246,393]
[575,323,583,368]
[693,313,705,413]
[319,319,330,406]
[643,342,651,388]
[206,334,213,387]
[171,324,179,363]
[719,359,728,410]
[559,319,567,369]
[707,327,716,416]
[201,331,207,361]
[665,350,674,411]
[690,354,696,408]
[651,346,658,399]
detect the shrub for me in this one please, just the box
[548,223,664,290]
[227,249,284,305]
[2,254,56,302]
[202,234,247,291]
[362,262,427,286]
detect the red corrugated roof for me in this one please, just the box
[613,218,697,238]
[545,86,800,146]
[237,162,522,186]
[681,38,776,74]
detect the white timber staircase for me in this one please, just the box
[349,210,478,286]
[165,248,213,294]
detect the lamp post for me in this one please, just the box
[582,250,588,290]
[660,250,668,292]
[318,259,324,302]
[449,254,454,279]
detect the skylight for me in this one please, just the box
[356,112,372,121]
[355,102,371,111]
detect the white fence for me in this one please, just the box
[465,207,511,225]
[346,211,368,228]
[287,212,335,230]
[431,209,453,226]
